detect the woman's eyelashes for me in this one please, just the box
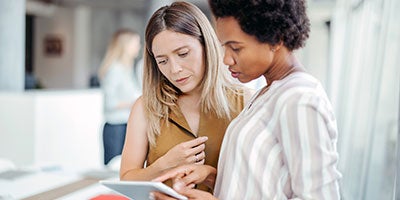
[223,44,241,53]
[230,46,241,52]
[178,50,189,58]
[157,58,167,65]
[156,51,189,65]
[232,48,241,52]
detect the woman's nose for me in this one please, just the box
[223,51,235,66]
[170,61,183,73]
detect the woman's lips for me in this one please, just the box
[176,77,189,84]
[229,69,240,78]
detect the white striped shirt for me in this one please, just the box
[214,72,341,199]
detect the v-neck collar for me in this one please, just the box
[168,105,219,138]
[169,105,198,137]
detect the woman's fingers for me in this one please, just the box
[150,191,176,200]
[182,136,208,148]
[189,143,205,157]
[172,165,213,189]
[182,137,207,164]
[196,151,205,161]
[175,137,207,164]
[193,151,205,164]
[151,188,216,200]
[177,187,218,200]
[174,170,202,187]
[195,158,205,165]
[152,169,185,183]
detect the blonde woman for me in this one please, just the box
[120,1,251,192]
[98,29,142,166]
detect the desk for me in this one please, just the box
[0,168,123,200]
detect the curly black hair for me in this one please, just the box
[208,0,310,51]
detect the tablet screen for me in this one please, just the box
[100,180,188,200]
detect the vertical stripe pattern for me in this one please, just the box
[214,72,342,199]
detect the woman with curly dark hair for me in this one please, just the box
[152,0,342,199]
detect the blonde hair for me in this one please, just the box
[144,1,240,146]
[98,29,139,79]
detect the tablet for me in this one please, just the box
[100,180,188,200]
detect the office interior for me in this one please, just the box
[0,0,399,199]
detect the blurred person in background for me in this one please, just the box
[98,28,142,166]
[120,1,252,192]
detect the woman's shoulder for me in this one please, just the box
[274,72,332,108]
[130,96,146,118]
[276,72,322,93]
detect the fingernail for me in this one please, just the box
[149,192,155,200]
[173,181,184,190]
[201,136,208,141]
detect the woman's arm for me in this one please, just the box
[120,97,161,180]
[120,97,209,181]
[280,95,341,200]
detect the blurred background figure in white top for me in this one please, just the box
[98,28,142,167]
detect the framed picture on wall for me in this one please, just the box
[44,34,63,57]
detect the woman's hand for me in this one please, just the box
[150,187,218,200]
[160,137,208,169]
[153,164,217,190]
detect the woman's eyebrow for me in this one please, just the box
[154,46,189,58]
[221,41,242,46]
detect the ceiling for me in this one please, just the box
[26,0,211,20]
[29,0,207,11]
[58,0,148,10]
[26,0,335,23]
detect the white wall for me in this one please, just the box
[34,6,94,90]
[0,93,35,165]
[90,8,145,77]
[298,2,334,89]
[0,90,104,169]
[32,5,145,89]
[34,7,75,89]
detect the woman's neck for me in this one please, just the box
[179,90,201,103]
[263,52,304,85]
[179,86,202,106]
